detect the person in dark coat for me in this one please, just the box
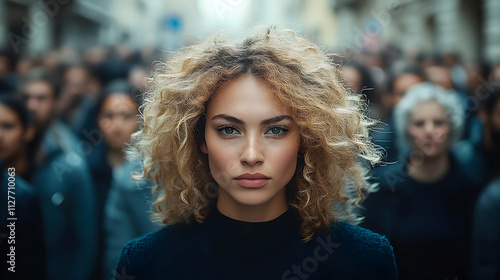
[115,27,398,280]
[0,95,46,280]
[469,85,500,279]
[21,70,98,280]
[362,82,479,279]
[471,177,500,280]
[82,80,157,279]
[454,84,500,187]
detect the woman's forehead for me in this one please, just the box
[207,76,292,121]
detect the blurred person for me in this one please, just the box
[98,45,134,85]
[490,63,500,82]
[0,95,35,180]
[471,177,500,280]
[21,70,98,280]
[462,63,491,141]
[454,84,500,186]
[127,65,148,100]
[103,166,158,280]
[362,83,479,279]
[115,27,398,279]
[372,64,426,163]
[58,65,96,133]
[427,64,469,118]
[426,65,455,90]
[82,80,144,279]
[83,46,108,66]
[0,95,46,280]
[442,52,467,93]
[15,57,38,82]
[0,50,18,92]
[41,50,61,75]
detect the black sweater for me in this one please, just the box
[115,207,398,280]
[362,154,479,279]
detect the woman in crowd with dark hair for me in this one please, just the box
[85,80,157,279]
[116,27,398,280]
[0,95,46,280]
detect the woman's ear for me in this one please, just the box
[200,142,208,154]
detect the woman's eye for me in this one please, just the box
[266,126,287,137]
[434,120,445,126]
[217,126,239,136]
[413,121,424,127]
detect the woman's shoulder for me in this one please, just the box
[324,221,398,279]
[114,224,198,279]
[330,221,393,253]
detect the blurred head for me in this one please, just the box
[490,63,500,83]
[479,85,500,151]
[129,27,380,241]
[427,65,454,90]
[22,70,59,128]
[0,53,12,77]
[0,96,34,163]
[341,66,362,93]
[394,82,464,158]
[128,66,148,91]
[97,80,140,151]
[63,66,90,99]
[341,61,376,96]
[386,64,426,107]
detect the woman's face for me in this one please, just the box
[98,94,139,150]
[0,105,29,162]
[408,101,451,158]
[202,76,300,219]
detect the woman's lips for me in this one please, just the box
[235,179,270,188]
[234,173,270,188]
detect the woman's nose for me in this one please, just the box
[424,122,435,134]
[240,133,264,166]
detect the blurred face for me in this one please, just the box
[23,80,56,127]
[64,67,89,98]
[427,66,454,90]
[98,94,139,150]
[0,105,28,162]
[485,99,500,148]
[341,66,362,93]
[392,74,424,106]
[201,76,300,219]
[408,101,451,158]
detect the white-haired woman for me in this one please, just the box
[362,82,480,279]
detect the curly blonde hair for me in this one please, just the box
[128,26,381,242]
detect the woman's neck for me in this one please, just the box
[408,153,450,183]
[216,188,288,222]
[106,147,125,168]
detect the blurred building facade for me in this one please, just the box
[330,0,500,63]
[0,0,114,55]
[1,0,496,63]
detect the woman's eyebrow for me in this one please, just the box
[212,114,243,124]
[211,114,293,125]
[260,115,293,125]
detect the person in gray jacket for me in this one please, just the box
[86,80,158,279]
[103,161,158,280]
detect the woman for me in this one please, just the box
[0,95,46,279]
[362,82,479,279]
[88,80,158,279]
[116,27,397,280]
[84,80,148,279]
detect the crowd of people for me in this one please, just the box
[0,37,499,279]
